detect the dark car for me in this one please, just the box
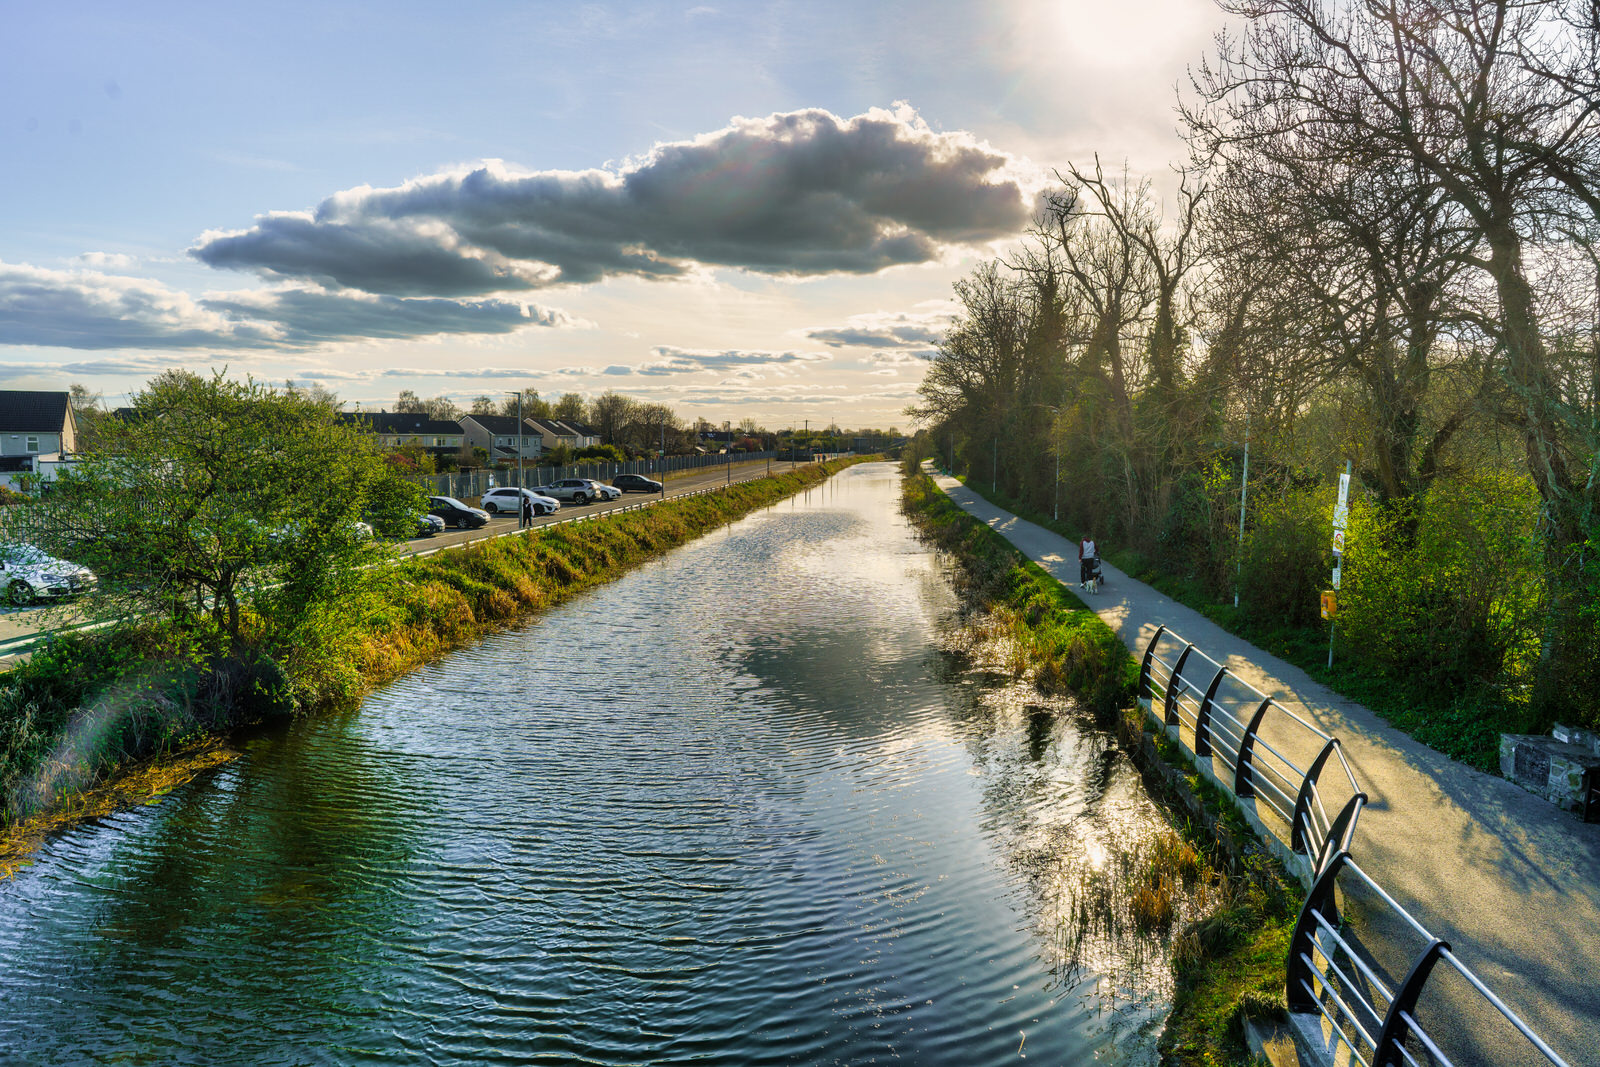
[612,473,663,493]
[428,495,489,530]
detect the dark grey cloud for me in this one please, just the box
[0,260,572,351]
[191,106,1034,296]
[203,288,569,345]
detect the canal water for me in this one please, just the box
[0,463,1174,1065]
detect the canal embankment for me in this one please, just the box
[900,465,1302,1066]
[925,465,1599,1067]
[0,457,867,869]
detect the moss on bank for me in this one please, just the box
[0,458,865,845]
[901,464,1297,1067]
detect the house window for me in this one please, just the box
[25,436,39,452]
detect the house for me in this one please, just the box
[457,414,545,463]
[336,412,467,459]
[0,391,78,489]
[525,417,600,451]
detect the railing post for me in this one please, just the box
[1234,698,1273,798]
[1373,939,1450,1067]
[1196,666,1229,758]
[1314,793,1367,876]
[1287,850,1349,1013]
[1138,625,1167,700]
[1164,643,1196,727]
[1291,739,1340,854]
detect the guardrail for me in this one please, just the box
[1291,852,1572,1067]
[1138,624,1364,879]
[1139,625,1572,1067]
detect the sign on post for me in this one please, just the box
[1331,470,1350,590]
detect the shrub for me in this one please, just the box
[1238,487,1330,630]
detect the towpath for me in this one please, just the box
[929,468,1600,1066]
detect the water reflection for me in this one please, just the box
[0,464,1171,1065]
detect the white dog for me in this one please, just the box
[1083,559,1102,595]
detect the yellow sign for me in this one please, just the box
[1321,590,1338,620]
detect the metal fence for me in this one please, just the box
[1138,626,1572,1067]
[408,450,787,499]
[1290,852,1572,1067]
[1138,624,1365,882]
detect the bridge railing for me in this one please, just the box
[1138,624,1365,877]
[1290,852,1572,1067]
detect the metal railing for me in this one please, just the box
[1290,852,1572,1067]
[1138,624,1365,878]
[1138,625,1572,1067]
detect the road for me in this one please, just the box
[0,456,806,654]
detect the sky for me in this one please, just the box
[1,0,1228,430]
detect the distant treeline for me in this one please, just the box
[910,0,1600,747]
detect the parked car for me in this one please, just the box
[0,544,97,605]
[415,513,447,537]
[479,487,561,516]
[427,496,490,529]
[582,479,622,501]
[535,478,606,505]
[612,473,663,493]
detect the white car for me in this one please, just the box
[479,486,561,516]
[0,544,97,605]
[584,479,622,502]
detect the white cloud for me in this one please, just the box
[192,106,1037,296]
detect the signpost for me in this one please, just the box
[1328,464,1351,667]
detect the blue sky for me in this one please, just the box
[1,0,1224,428]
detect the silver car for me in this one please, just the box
[0,543,97,605]
[480,487,561,516]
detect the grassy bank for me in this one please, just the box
[0,459,865,847]
[902,464,1296,1067]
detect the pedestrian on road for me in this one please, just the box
[520,493,533,530]
[1078,533,1097,587]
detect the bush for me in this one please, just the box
[1338,475,1539,695]
[1238,488,1331,630]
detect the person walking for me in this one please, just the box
[520,491,534,530]
[1078,533,1097,588]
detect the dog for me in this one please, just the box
[1082,558,1103,595]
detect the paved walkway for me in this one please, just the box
[930,470,1598,1066]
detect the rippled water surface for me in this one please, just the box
[0,463,1168,1065]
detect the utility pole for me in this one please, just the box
[992,437,997,491]
[1235,411,1250,608]
[660,413,667,500]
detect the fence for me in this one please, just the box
[1138,626,1573,1067]
[408,450,788,500]
[1138,624,1364,882]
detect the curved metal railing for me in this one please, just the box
[1138,625,1364,875]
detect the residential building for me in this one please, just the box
[336,412,467,459]
[457,414,545,463]
[0,391,78,489]
[525,417,600,451]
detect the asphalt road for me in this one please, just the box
[929,468,1598,1067]
[0,456,801,651]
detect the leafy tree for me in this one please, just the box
[469,395,497,415]
[32,371,423,651]
[553,392,586,422]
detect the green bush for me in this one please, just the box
[1238,488,1331,631]
[1338,476,1539,695]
